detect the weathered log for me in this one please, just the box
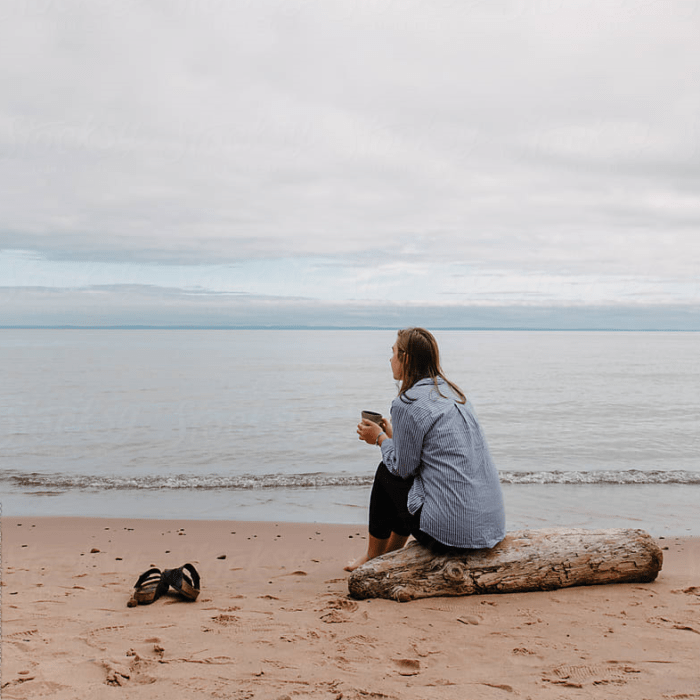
[348,528,663,602]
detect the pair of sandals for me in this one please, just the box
[128,563,200,607]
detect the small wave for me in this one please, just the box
[1,469,700,491]
[498,469,700,485]
[0,471,374,491]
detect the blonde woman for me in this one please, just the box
[346,328,505,571]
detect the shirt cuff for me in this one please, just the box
[379,437,394,466]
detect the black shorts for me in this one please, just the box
[368,462,473,556]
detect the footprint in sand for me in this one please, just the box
[457,614,482,626]
[5,629,39,642]
[326,598,359,612]
[320,597,359,623]
[86,625,127,651]
[209,610,277,634]
[321,610,351,624]
[101,656,156,687]
[671,586,700,597]
[344,634,378,646]
[542,661,642,688]
[392,658,421,676]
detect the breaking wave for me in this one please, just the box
[2,469,700,492]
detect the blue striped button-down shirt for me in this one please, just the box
[380,377,506,549]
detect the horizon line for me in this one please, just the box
[2,325,698,332]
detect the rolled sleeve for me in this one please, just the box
[381,399,424,478]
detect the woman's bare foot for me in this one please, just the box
[343,554,369,572]
[343,532,410,572]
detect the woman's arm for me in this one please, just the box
[380,401,424,478]
[380,416,393,439]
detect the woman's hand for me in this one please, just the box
[380,417,393,439]
[357,419,383,445]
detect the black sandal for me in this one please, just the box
[127,568,169,607]
[162,563,200,601]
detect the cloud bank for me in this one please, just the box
[1,1,698,326]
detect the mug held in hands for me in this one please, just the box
[361,410,383,426]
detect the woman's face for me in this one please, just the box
[390,341,404,381]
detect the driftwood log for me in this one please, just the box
[348,528,663,602]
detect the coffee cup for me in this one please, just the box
[361,410,383,425]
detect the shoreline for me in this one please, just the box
[2,517,699,699]
[5,480,700,538]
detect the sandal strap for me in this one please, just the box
[162,563,200,600]
[134,567,162,588]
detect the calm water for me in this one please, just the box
[1,329,698,535]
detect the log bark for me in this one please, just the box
[347,528,663,602]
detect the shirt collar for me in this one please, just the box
[413,376,445,387]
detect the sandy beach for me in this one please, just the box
[1,517,699,699]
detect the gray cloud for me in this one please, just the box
[0,0,698,303]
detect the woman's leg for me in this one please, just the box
[343,531,409,572]
[344,463,413,572]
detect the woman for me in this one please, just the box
[345,327,505,572]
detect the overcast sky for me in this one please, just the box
[1,1,699,327]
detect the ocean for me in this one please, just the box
[1,329,698,536]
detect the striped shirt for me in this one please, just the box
[380,377,506,549]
